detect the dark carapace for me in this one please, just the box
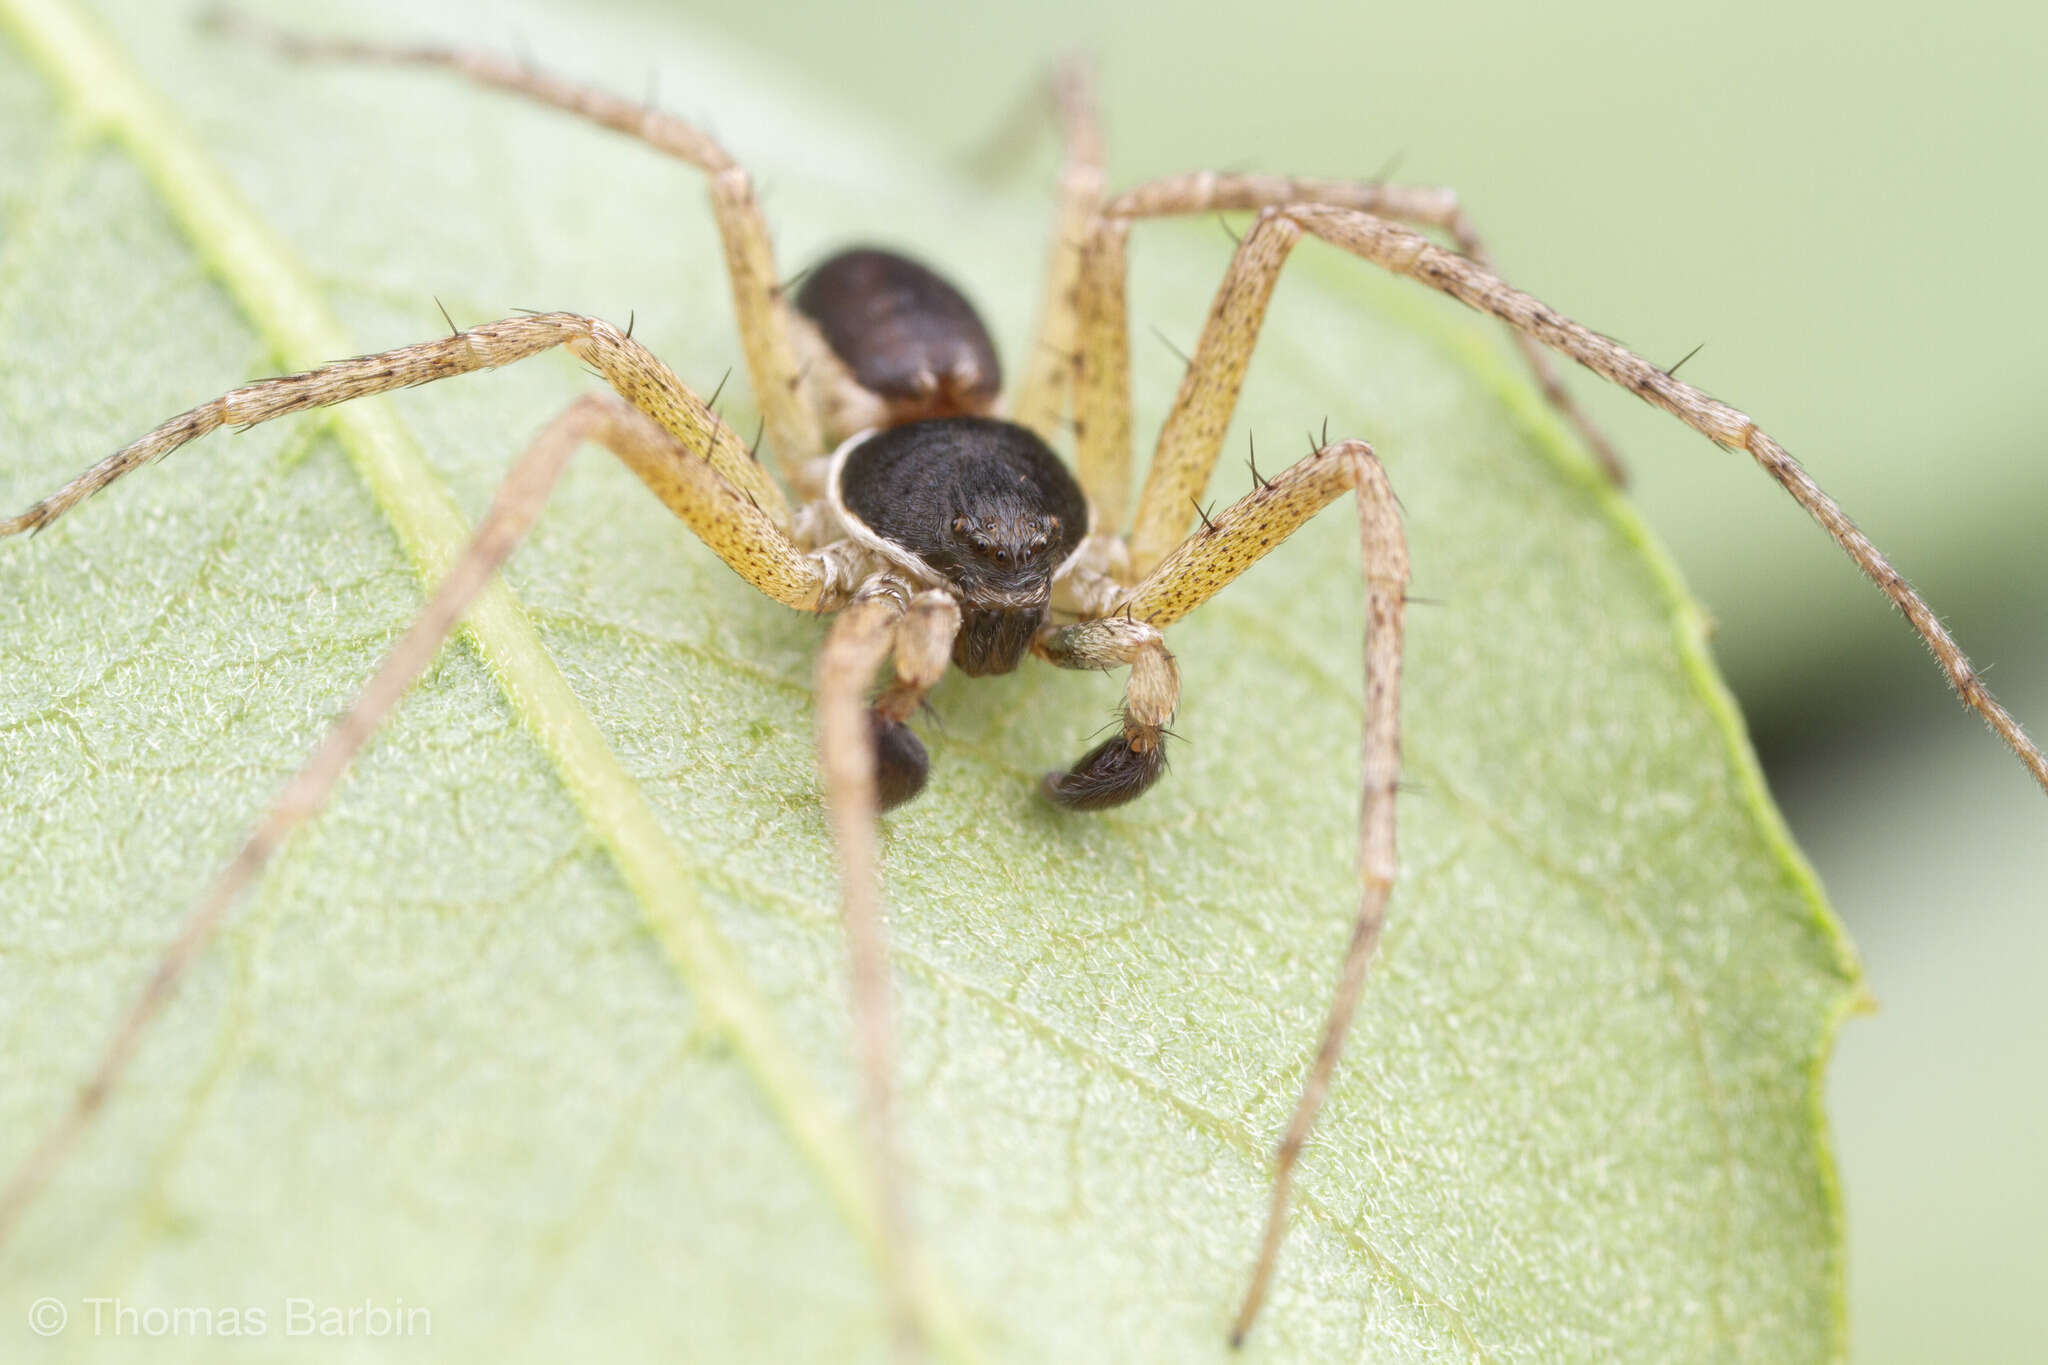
[834,417,1088,677]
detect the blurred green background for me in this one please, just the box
[657,0,2047,1357]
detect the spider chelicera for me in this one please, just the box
[3,7,2043,1355]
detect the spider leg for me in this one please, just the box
[1110,172,1626,483]
[1064,438,1407,1345]
[1073,214,1137,537]
[815,573,934,1352]
[1126,211,1302,576]
[2,314,824,609]
[1006,58,1105,445]
[1085,189,2048,793]
[1272,203,2046,796]
[203,7,823,476]
[0,393,716,1243]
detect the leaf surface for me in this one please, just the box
[0,1,1861,1359]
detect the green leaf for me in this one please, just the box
[0,0,1862,1360]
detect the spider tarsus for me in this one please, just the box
[1042,730,1168,811]
[868,711,930,811]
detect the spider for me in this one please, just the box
[2,4,2042,1358]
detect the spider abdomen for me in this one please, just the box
[795,247,1002,425]
[831,416,1090,675]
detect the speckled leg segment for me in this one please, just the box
[1008,59,1105,447]
[1107,171,1625,483]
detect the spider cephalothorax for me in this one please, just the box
[829,414,1090,677]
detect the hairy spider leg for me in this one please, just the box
[1112,171,1626,484]
[1045,439,1408,1343]
[204,5,824,477]
[0,314,811,583]
[1006,57,1106,446]
[1072,213,1135,533]
[1128,211,1300,576]
[816,576,920,1352]
[1084,183,2048,795]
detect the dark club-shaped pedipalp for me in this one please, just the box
[1042,732,1168,810]
[868,711,930,811]
[1031,615,1181,812]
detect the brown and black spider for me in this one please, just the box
[2,4,2040,1357]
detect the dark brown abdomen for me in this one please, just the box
[794,248,1001,425]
